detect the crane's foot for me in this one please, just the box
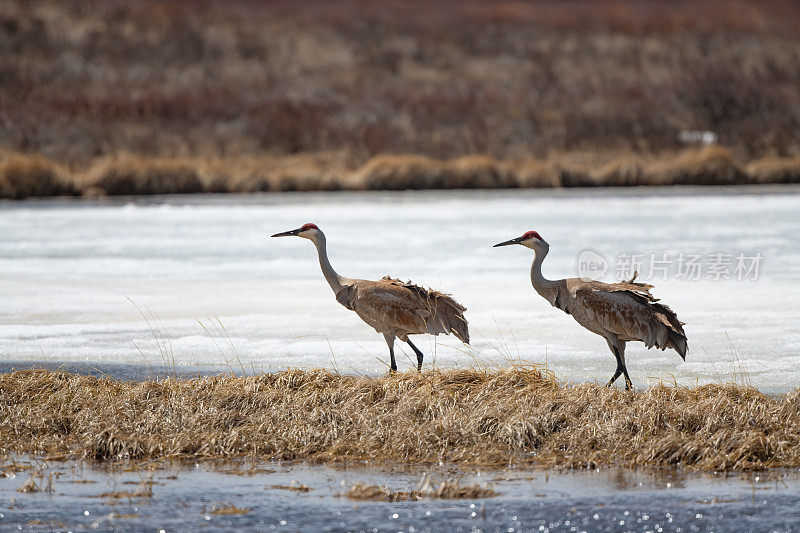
[622,368,633,391]
[607,367,623,388]
[607,378,634,390]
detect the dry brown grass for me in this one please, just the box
[25,520,66,529]
[84,154,204,196]
[1,368,799,471]
[642,146,747,186]
[346,483,419,502]
[199,152,355,193]
[267,483,312,492]
[4,147,800,198]
[0,153,75,199]
[346,474,497,501]
[746,156,800,184]
[354,154,517,190]
[94,474,154,499]
[206,502,251,515]
[15,465,55,494]
[357,147,797,189]
[96,489,151,500]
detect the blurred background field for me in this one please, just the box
[2,0,800,198]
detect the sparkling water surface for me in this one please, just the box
[2,459,799,532]
[1,186,799,391]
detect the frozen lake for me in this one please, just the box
[1,186,798,391]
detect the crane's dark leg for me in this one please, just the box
[619,343,633,390]
[406,338,424,372]
[605,338,632,390]
[605,338,622,386]
[384,333,397,373]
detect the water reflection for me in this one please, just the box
[2,457,800,531]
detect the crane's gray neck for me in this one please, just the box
[530,246,559,305]
[312,232,346,293]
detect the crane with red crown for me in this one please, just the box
[494,230,687,389]
[272,223,469,372]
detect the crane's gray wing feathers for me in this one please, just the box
[379,277,470,343]
[335,284,359,311]
[560,273,687,359]
[336,277,469,342]
[337,281,419,333]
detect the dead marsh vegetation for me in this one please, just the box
[0,154,76,199]
[205,502,252,515]
[1,368,799,471]
[346,473,497,501]
[3,147,800,199]
[15,465,56,494]
[267,483,312,492]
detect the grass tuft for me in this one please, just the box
[85,154,204,196]
[15,465,55,494]
[346,474,496,500]
[207,502,252,515]
[0,153,75,199]
[267,483,312,492]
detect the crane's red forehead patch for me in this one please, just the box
[300,223,319,231]
[523,231,542,240]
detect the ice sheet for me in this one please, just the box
[1,187,798,391]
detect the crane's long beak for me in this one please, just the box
[493,236,524,247]
[271,228,301,238]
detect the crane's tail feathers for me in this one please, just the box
[382,276,470,344]
[668,329,688,360]
[437,297,470,344]
[584,274,686,360]
[614,285,686,360]
[652,301,687,360]
[602,273,686,360]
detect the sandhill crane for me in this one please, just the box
[272,223,469,372]
[494,231,687,390]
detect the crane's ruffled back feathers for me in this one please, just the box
[574,272,687,359]
[381,276,470,343]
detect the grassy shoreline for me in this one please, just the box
[2,367,798,471]
[2,147,800,199]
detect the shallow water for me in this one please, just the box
[2,458,799,532]
[1,186,799,391]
